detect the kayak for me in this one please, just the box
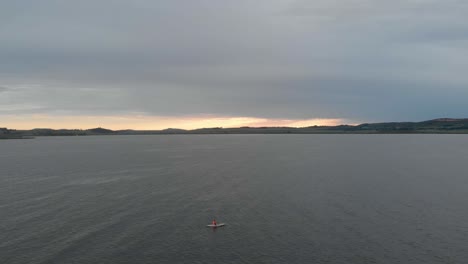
[206,223,226,228]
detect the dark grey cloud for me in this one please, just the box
[1,0,467,122]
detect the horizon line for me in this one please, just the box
[3,117,467,131]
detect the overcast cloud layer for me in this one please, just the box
[1,0,468,127]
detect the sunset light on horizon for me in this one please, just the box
[2,115,349,130]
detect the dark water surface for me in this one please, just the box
[1,135,468,263]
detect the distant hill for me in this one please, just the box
[2,118,468,138]
[0,127,26,139]
[87,127,114,134]
[351,118,468,133]
[161,128,188,133]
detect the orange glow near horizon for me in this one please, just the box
[1,114,349,130]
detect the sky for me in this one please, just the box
[1,0,467,129]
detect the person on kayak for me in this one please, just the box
[212,219,217,226]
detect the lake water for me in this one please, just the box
[1,135,468,263]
